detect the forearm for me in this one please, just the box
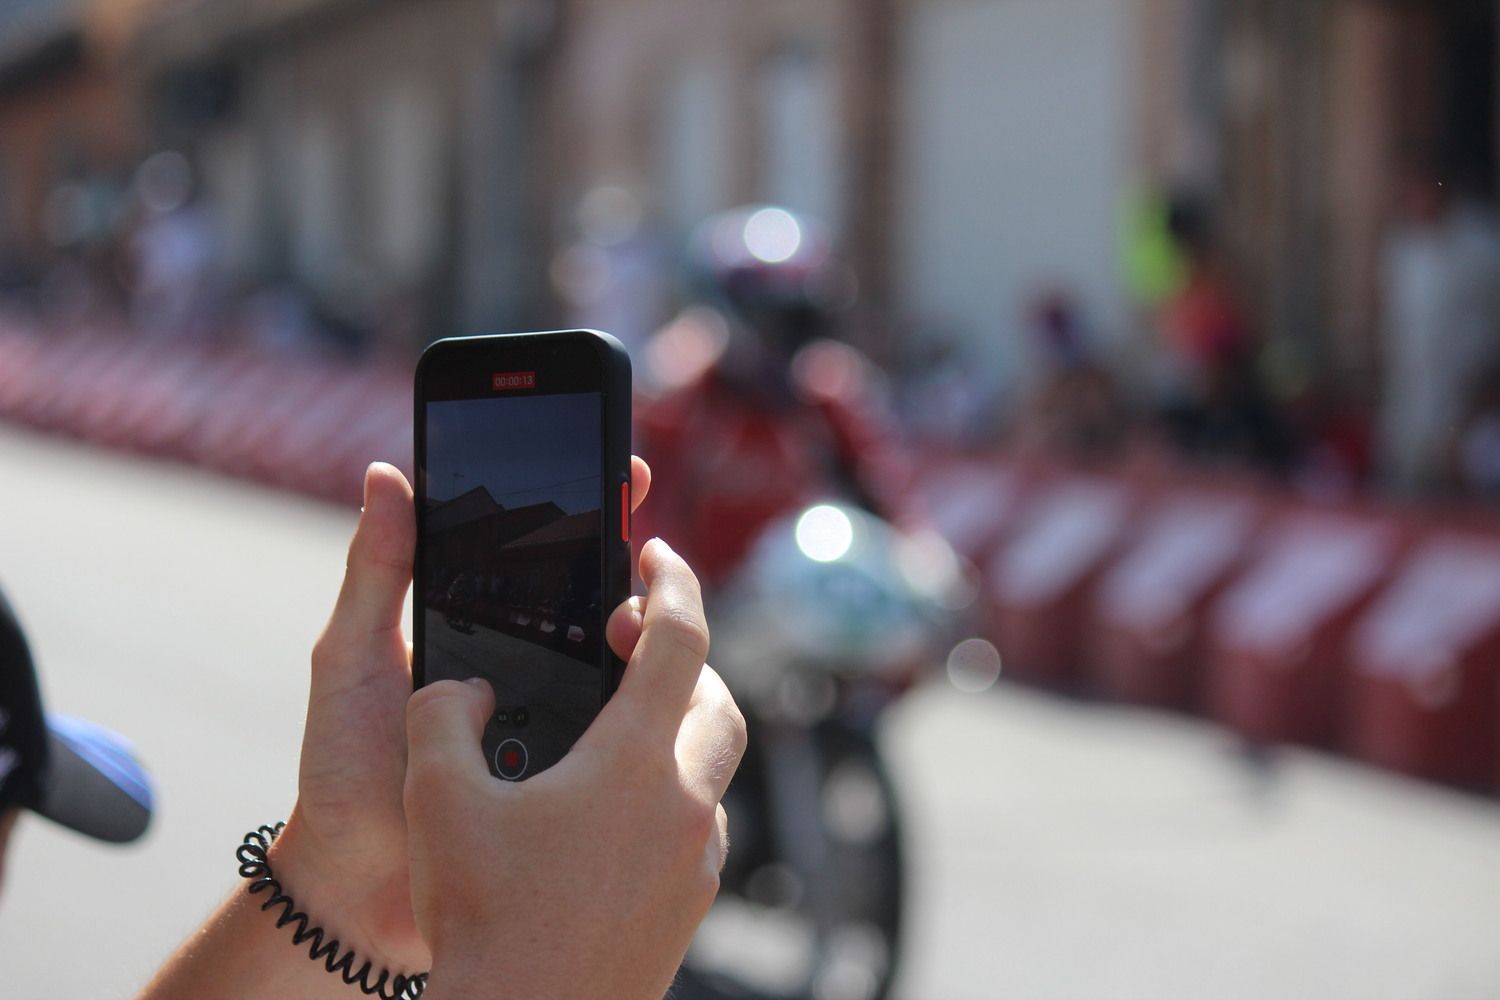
[138,826,422,1000]
[137,884,364,1000]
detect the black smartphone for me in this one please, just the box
[413,330,632,781]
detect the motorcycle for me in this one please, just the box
[678,502,974,1000]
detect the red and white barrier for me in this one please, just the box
[1204,509,1403,747]
[909,456,1026,564]
[1344,534,1500,787]
[1089,490,1262,708]
[984,475,1136,685]
[11,325,1500,793]
[0,328,412,506]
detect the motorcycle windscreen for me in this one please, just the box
[422,391,605,780]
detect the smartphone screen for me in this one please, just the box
[415,332,630,781]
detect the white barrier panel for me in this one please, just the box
[989,478,1129,607]
[1211,514,1397,655]
[1351,537,1500,682]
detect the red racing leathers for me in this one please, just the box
[634,339,913,589]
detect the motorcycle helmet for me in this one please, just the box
[689,205,849,365]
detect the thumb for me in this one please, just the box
[325,463,415,642]
[406,678,495,790]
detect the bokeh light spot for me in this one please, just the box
[795,504,854,563]
[946,637,1002,693]
[744,207,803,263]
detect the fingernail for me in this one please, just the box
[652,537,677,558]
[464,677,489,691]
[362,463,376,509]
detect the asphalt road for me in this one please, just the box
[0,425,1498,998]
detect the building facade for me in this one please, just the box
[1139,0,1500,398]
[0,0,149,265]
[121,0,1144,376]
[6,0,1492,411]
[121,0,895,345]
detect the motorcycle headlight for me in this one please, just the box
[716,502,971,680]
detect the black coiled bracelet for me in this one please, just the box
[236,823,428,999]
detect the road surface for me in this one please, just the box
[0,425,1497,998]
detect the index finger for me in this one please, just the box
[600,538,709,738]
[676,665,746,806]
[629,455,652,514]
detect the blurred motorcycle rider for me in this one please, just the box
[636,206,912,587]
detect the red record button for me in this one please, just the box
[495,739,528,780]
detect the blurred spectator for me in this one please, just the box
[126,152,220,338]
[231,281,331,356]
[1379,170,1500,493]
[1012,289,1126,459]
[1153,193,1291,471]
[1118,186,1189,311]
[1160,197,1248,380]
[1449,360,1500,497]
[1288,373,1377,497]
[0,240,43,321]
[890,324,1002,448]
[34,162,131,327]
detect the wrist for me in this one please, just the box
[270,812,430,972]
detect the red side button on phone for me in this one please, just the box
[621,481,630,542]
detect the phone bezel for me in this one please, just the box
[412,329,633,716]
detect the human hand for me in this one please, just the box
[405,538,745,1000]
[272,458,654,975]
[269,463,427,972]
